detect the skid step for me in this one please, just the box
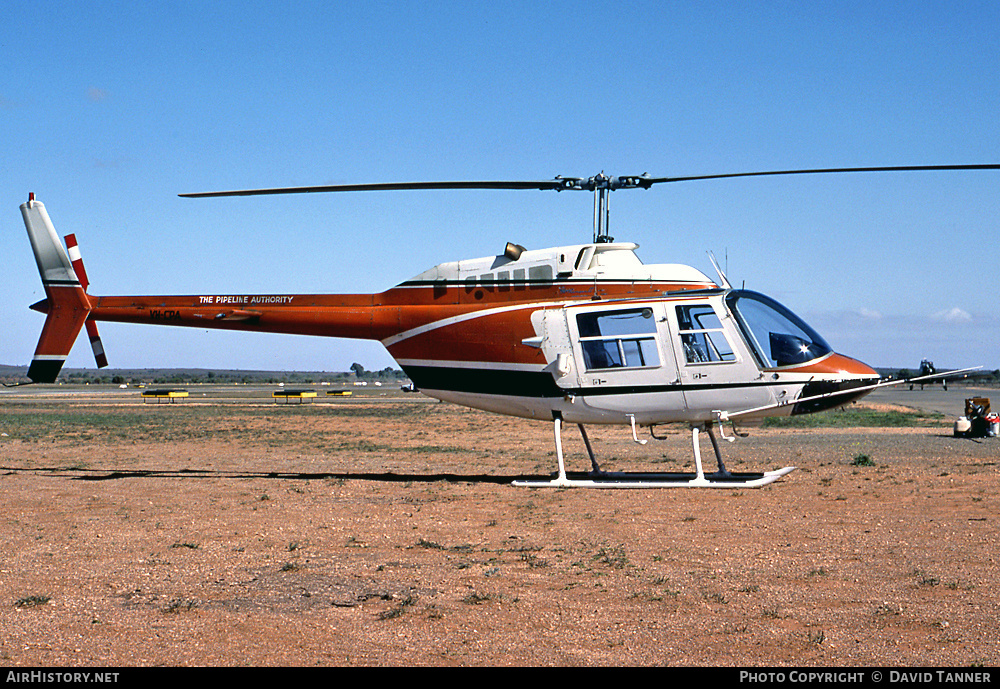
[512,466,795,489]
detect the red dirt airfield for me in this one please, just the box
[1,383,997,666]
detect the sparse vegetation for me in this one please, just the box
[593,545,630,570]
[462,592,491,605]
[763,406,944,428]
[762,605,781,619]
[808,629,826,645]
[14,595,51,609]
[416,538,446,550]
[162,599,198,614]
[520,552,548,568]
[0,399,458,460]
[378,593,417,620]
[851,453,876,467]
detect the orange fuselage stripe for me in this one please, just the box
[86,281,713,350]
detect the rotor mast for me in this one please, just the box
[554,172,653,244]
[593,177,611,243]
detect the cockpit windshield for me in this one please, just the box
[725,290,832,368]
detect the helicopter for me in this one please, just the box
[18,165,994,488]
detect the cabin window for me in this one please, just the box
[512,268,526,291]
[576,308,660,371]
[528,264,553,289]
[675,304,736,364]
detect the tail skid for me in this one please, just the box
[21,195,93,383]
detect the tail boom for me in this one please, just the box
[84,295,466,342]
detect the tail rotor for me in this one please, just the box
[65,233,109,369]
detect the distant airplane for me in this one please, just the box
[909,359,945,390]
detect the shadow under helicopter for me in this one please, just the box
[1,465,772,486]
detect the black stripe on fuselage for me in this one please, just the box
[405,365,564,397]
[403,364,795,399]
[396,278,710,289]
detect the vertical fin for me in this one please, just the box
[21,195,92,383]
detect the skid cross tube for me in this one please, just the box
[512,417,793,489]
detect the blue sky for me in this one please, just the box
[2,1,998,373]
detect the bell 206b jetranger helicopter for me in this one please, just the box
[19,165,993,488]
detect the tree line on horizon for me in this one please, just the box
[0,363,407,386]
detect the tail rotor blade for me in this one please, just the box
[64,233,90,291]
[64,233,109,369]
[86,319,108,369]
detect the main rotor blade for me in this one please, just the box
[642,164,1000,186]
[179,179,568,198]
[180,164,1000,198]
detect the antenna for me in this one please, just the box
[707,251,732,290]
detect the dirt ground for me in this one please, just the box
[0,385,998,667]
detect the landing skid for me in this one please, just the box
[512,415,795,489]
[512,467,795,489]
